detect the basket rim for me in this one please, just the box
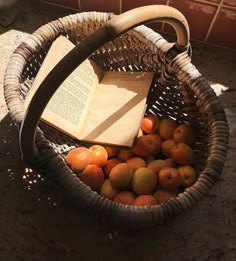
[3,11,229,227]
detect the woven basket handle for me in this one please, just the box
[20,5,190,163]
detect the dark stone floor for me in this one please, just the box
[0,1,236,260]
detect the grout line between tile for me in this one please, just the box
[119,0,122,14]
[193,0,218,6]
[204,0,224,42]
[222,4,236,10]
[161,0,170,31]
[78,0,81,12]
[39,1,78,11]
[194,0,236,10]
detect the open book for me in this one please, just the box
[25,36,154,147]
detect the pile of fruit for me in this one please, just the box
[66,115,197,206]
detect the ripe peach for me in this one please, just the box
[141,114,160,134]
[103,158,123,178]
[171,143,194,165]
[161,139,177,158]
[104,146,120,158]
[133,195,157,206]
[132,167,157,195]
[66,147,92,172]
[100,179,119,200]
[118,149,135,162]
[159,118,177,140]
[126,157,146,172]
[147,159,167,175]
[154,190,176,204]
[80,164,104,190]
[177,165,197,187]
[114,191,136,205]
[173,124,195,146]
[158,167,181,191]
[89,145,108,167]
[109,163,133,189]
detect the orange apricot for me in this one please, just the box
[117,149,135,162]
[80,164,104,190]
[147,159,167,175]
[173,124,195,145]
[104,146,120,158]
[100,179,119,200]
[132,167,157,195]
[66,147,92,172]
[158,167,181,191]
[141,114,160,134]
[153,190,176,204]
[165,158,178,168]
[159,118,177,140]
[109,163,133,189]
[171,143,194,165]
[114,191,136,205]
[126,157,146,172]
[133,195,157,206]
[103,158,123,178]
[177,165,197,187]
[132,135,156,156]
[148,134,162,154]
[89,145,108,167]
[161,139,177,158]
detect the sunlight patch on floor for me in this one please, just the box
[0,29,29,120]
[209,82,229,96]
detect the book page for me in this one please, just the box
[25,36,102,138]
[77,71,154,147]
[25,36,154,147]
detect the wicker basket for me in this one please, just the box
[4,5,229,227]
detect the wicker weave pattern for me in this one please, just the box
[4,11,229,226]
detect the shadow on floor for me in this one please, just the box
[0,113,196,260]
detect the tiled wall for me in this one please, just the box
[41,0,236,49]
